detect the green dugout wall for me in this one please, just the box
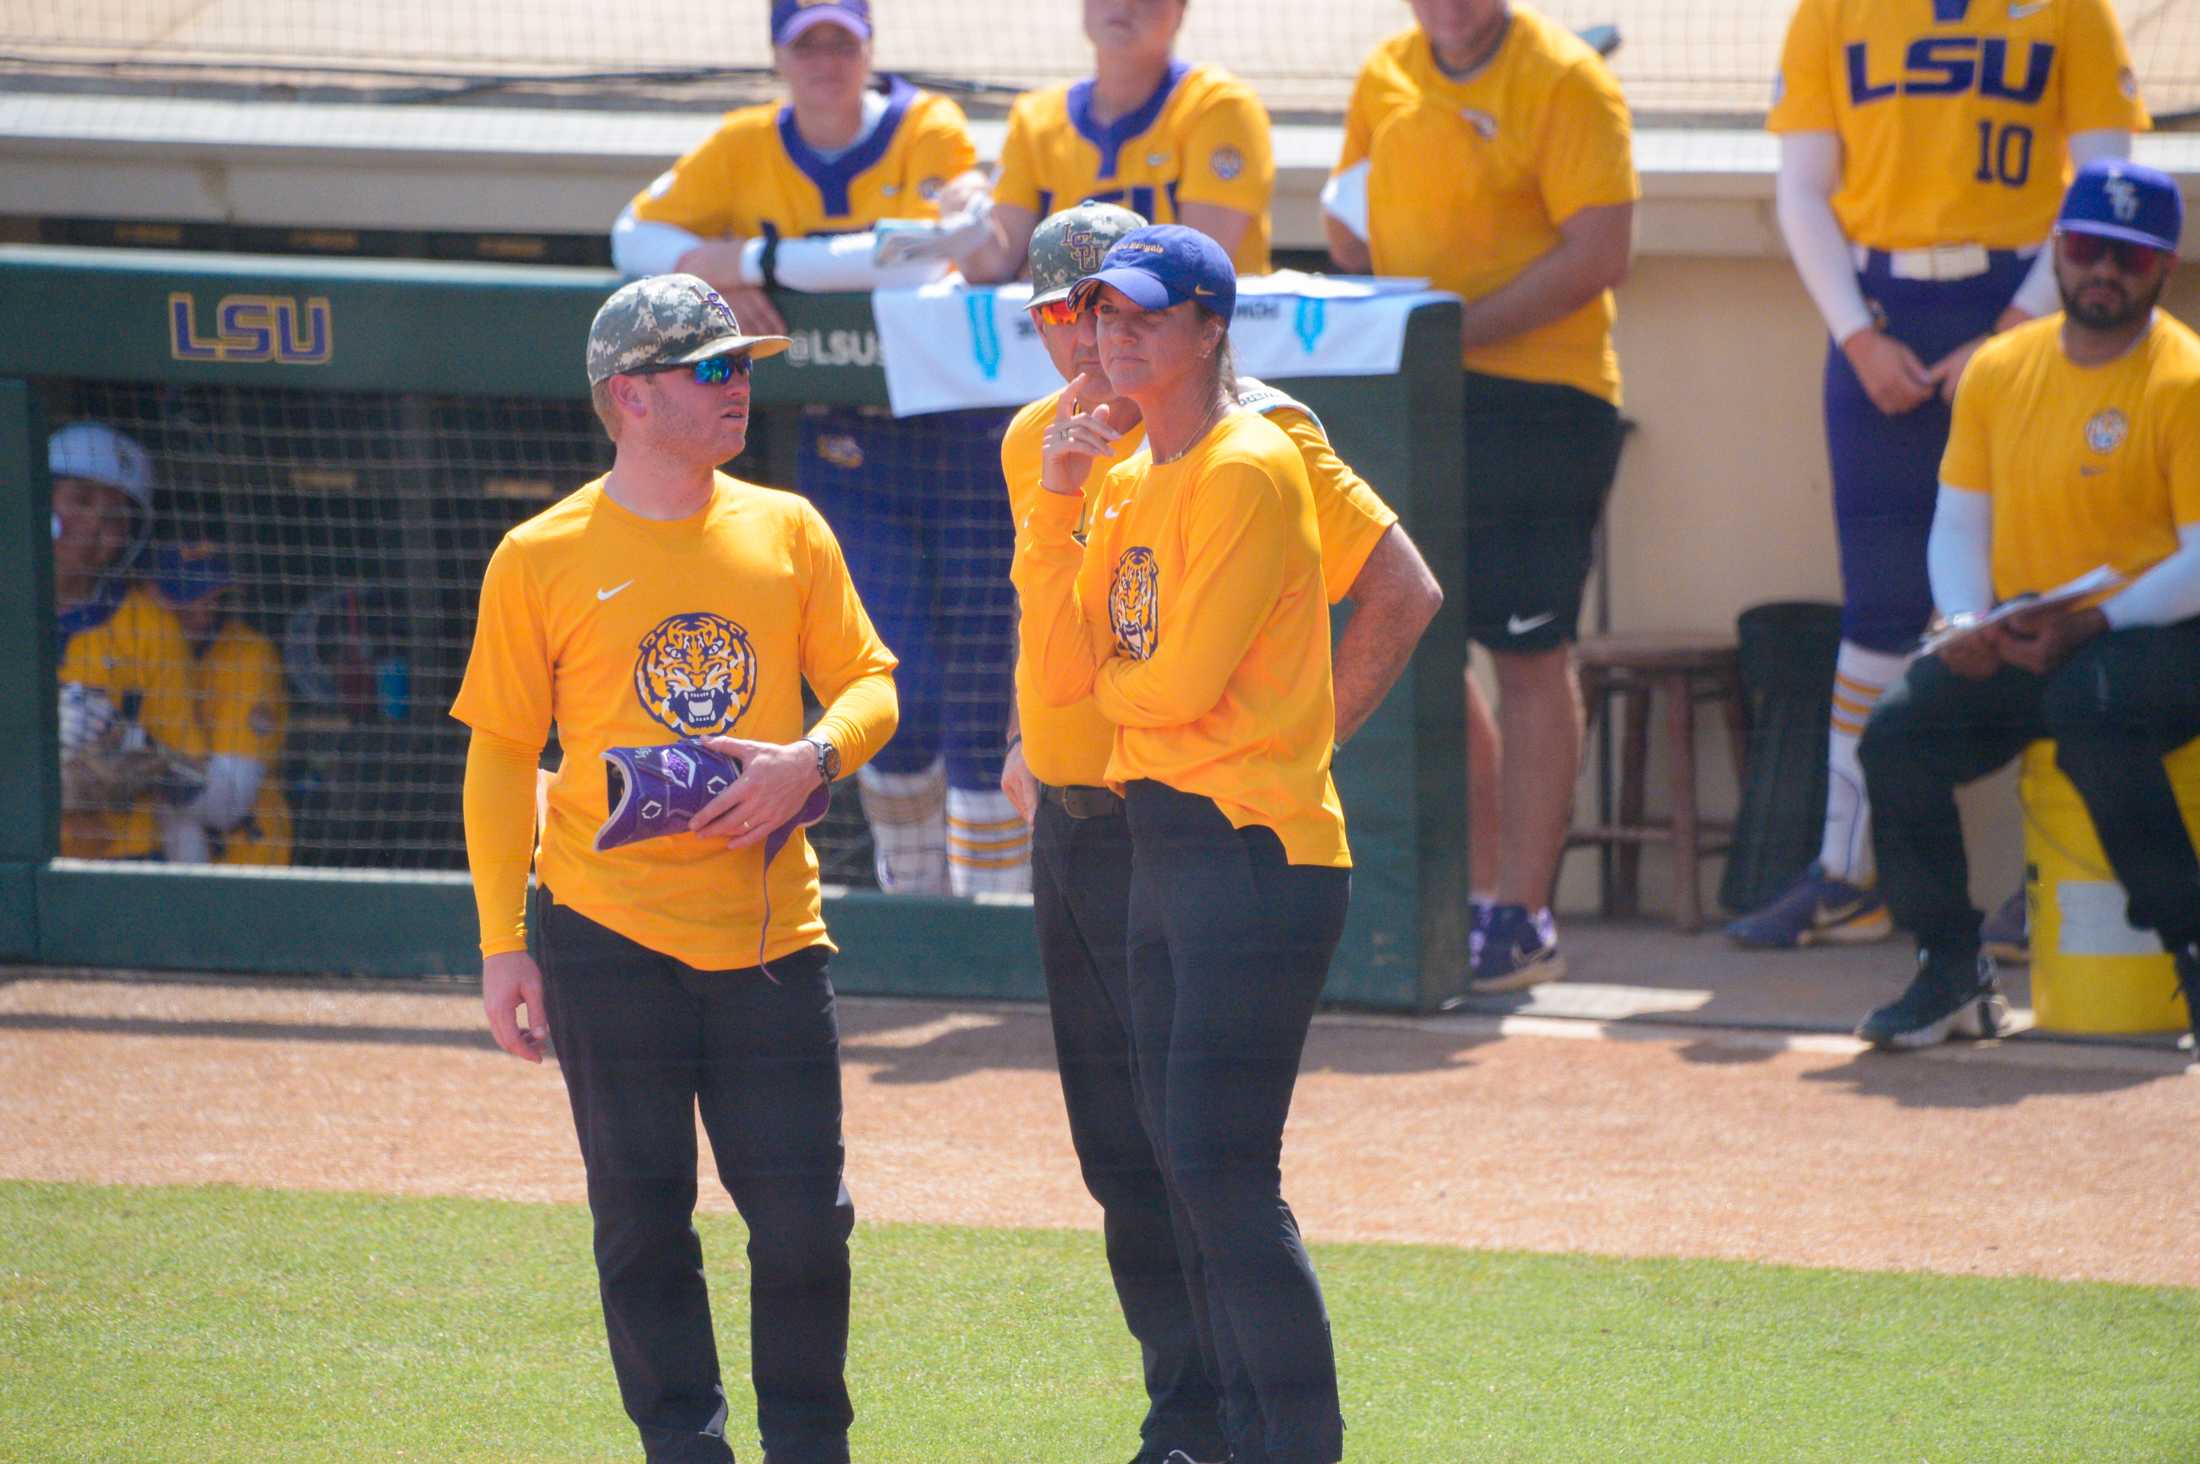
[0,246,1467,1009]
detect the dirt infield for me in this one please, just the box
[4,972,2196,1289]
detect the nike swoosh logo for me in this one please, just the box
[2009,0,2049,16]
[597,580,634,602]
[1194,285,1217,296]
[1103,503,1123,519]
[1506,611,1556,635]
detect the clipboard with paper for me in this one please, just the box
[1917,565,2125,656]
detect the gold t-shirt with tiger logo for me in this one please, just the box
[452,474,899,969]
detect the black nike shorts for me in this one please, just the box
[1460,369,1624,654]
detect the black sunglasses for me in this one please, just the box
[634,353,754,385]
[2058,231,2167,275]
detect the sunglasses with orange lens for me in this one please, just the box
[1031,298,1081,327]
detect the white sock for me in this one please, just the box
[948,786,1031,896]
[1819,641,1906,884]
[858,760,947,895]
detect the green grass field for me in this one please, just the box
[3,1181,2195,1463]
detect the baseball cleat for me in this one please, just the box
[596,738,829,862]
[1980,890,2030,965]
[1468,896,1494,967]
[1467,904,1566,994]
[1856,948,2006,1050]
[1724,863,1891,949]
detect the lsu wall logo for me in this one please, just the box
[1109,547,1161,662]
[634,611,758,736]
[169,293,332,365]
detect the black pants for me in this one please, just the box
[1860,620,2200,953]
[537,896,855,1464]
[1123,781,1351,1464]
[1032,794,1228,1461]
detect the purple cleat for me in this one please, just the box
[596,739,830,864]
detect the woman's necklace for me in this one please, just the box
[1151,396,1231,466]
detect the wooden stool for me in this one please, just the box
[1564,634,1748,932]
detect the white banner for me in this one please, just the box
[870,271,1458,418]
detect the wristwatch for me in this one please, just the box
[803,735,842,785]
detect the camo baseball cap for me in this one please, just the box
[1027,202,1148,310]
[586,273,791,385]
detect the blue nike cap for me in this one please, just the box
[1069,224,1237,326]
[2057,158,2183,254]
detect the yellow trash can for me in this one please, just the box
[2021,739,2200,1034]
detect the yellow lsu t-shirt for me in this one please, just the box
[1942,312,2200,601]
[995,61,1275,275]
[451,475,899,970]
[1238,381,1402,598]
[1012,410,1349,868]
[1004,386,1401,789]
[1768,0,2146,251]
[1339,12,1637,402]
[190,620,292,866]
[1001,387,1150,790]
[57,586,206,860]
[627,76,977,240]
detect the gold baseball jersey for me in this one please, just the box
[1003,389,1401,788]
[189,620,292,866]
[1942,312,2200,600]
[626,75,978,240]
[1338,11,1638,402]
[1013,410,1350,868]
[452,474,899,968]
[56,586,206,860]
[994,61,1275,274]
[1768,0,2147,251]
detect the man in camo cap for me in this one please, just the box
[584,271,790,427]
[455,271,894,1463]
[1002,205,1442,1464]
[996,201,1247,1464]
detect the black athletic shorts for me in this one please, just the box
[1460,369,1624,653]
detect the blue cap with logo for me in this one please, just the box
[154,542,233,604]
[773,0,871,45]
[1069,224,1237,325]
[2057,158,2183,253]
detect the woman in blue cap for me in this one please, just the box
[1013,223,1350,1464]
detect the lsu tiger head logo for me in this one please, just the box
[1109,547,1161,662]
[634,611,758,736]
[2085,409,2129,454]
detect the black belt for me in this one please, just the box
[1041,783,1123,820]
